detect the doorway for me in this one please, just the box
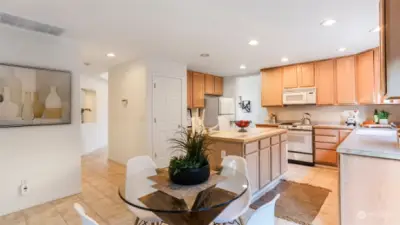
[152,76,183,167]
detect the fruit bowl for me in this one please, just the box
[234,120,251,132]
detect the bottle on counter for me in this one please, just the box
[374,109,379,124]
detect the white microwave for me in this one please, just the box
[283,87,317,105]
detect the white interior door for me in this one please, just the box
[153,77,182,168]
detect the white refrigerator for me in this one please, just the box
[204,96,235,128]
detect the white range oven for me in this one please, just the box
[279,123,314,166]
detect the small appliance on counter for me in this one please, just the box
[344,110,360,127]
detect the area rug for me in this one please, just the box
[250,180,331,225]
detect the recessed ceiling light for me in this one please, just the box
[106,52,116,58]
[321,19,337,27]
[200,53,210,57]
[338,47,347,52]
[281,57,289,62]
[248,40,259,46]
[240,64,247,70]
[369,26,381,33]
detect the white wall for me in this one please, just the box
[108,60,186,165]
[222,74,267,124]
[80,74,108,154]
[0,26,82,216]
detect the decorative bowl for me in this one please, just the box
[235,120,251,132]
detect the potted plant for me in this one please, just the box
[168,128,212,185]
[378,110,390,125]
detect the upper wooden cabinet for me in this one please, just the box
[357,50,375,104]
[283,63,315,88]
[315,60,335,105]
[204,74,215,94]
[192,72,205,108]
[336,56,357,105]
[262,68,283,106]
[187,71,193,108]
[204,74,223,96]
[298,63,315,87]
[283,65,298,88]
[214,76,224,95]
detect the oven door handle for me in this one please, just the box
[288,131,312,136]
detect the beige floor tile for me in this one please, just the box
[0,211,26,225]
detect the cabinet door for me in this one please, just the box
[336,56,357,105]
[298,63,315,87]
[214,76,223,96]
[357,51,375,104]
[316,60,335,105]
[271,144,281,180]
[261,68,283,106]
[280,141,288,174]
[259,147,271,188]
[192,72,205,108]
[374,48,384,103]
[204,74,215,94]
[245,151,259,193]
[315,149,337,166]
[283,65,298,88]
[187,71,193,108]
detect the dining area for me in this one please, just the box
[74,128,282,225]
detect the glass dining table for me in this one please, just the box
[119,167,249,225]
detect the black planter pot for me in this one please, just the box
[169,164,210,185]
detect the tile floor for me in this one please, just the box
[0,150,339,225]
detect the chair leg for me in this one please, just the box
[238,217,245,225]
[134,218,139,225]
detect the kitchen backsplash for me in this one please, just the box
[266,105,400,124]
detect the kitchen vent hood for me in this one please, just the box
[381,0,400,99]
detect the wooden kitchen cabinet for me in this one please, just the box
[204,74,215,95]
[298,63,315,87]
[283,65,298,88]
[261,68,283,106]
[214,76,223,95]
[280,141,288,174]
[187,71,193,108]
[271,143,281,180]
[245,151,259,193]
[315,149,337,165]
[260,147,272,187]
[192,72,205,108]
[357,50,375,104]
[315,60,336,105]
[336,56,357,105]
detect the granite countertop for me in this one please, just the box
[209,128,287,143]
[337,128,400,160]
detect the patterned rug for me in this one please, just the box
[250,180,331,225]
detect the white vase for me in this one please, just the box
[0,87,19,119]
[379,119,389,125]
[45,86,62,109]
[21,92,34,121]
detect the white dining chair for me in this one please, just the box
[126,156,163,225]
[214,156,252,225]
[246,194,280,225]
[74,203,100,225]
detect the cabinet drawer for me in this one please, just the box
[245,141,259,155]
[281,133,288,142]
[315,135,338,144]
[315,142,337,150]
[271,135,280,145]
[339,130,352,142]
[315,149,337,165]
[260,137,271,149]
[315,129,339,136]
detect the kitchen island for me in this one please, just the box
[337,128,400,225]
[208,128,288,196]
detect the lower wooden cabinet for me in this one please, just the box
[315,149,337,165]
[245,151,259,193]
[259,147,271,187]
[271,144,281,180]
[281,141,288,174]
